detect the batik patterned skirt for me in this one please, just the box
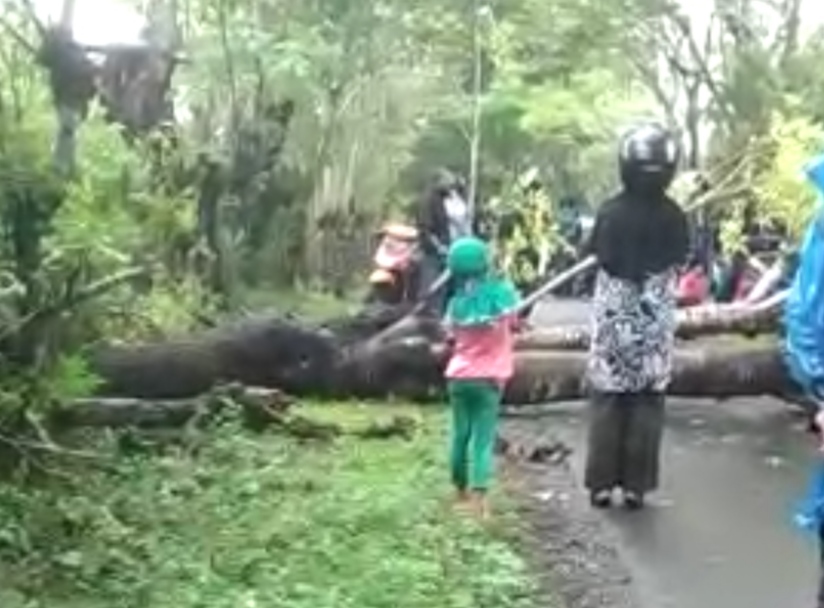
[584,269,677,493]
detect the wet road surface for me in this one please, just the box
[520,399,818,608]
[527,298,821,608]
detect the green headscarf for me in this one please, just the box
[446,237,520,326]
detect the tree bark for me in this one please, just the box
[88,305,798,406]
[505,342,792,404]
[52,385,291,429]
[517,296,783,350]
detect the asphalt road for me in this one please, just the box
[527,297,819,608]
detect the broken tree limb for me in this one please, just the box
[516,256,596,314]
[9,266,150,339]
[745,258,788,304]
[52,382,421,441]
[52,385,292,429]
[364,255,597,354]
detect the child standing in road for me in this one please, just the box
[443,236,520,518]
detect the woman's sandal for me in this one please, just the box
[623,491,645,511]
[590,490,612,509]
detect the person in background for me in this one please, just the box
[584,123,689,510]
[676,253,711,307]
[689,209,715,274]
[556,195,584,249]
[415,170,473,313]
[713,250,749,303]
[443,236,520,518]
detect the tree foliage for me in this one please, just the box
[752,108,824,241]
[0,0,821,403]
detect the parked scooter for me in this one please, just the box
[365,223,421,306]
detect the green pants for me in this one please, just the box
[447,379,502,491]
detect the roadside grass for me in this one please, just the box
[0,402,536,608]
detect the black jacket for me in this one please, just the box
[415,189,450,257]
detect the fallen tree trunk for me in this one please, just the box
[80,293,807,408]
[517,294,784,350]
[89,314,350,399]
[505,342,793,404]
[87,309,799,406]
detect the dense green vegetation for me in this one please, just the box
[0,405,536,608]
[1,0,824,604]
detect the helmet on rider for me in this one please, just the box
[433,168,460,196]
[618,122,679,193]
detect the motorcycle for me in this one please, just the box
[365,223,421,306]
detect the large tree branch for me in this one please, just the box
[776,0,802,69]
[4,267,150,341]
[0,15,38,54]
[629,56,678,125]
[667,12,735,128]
[16,0,46,37]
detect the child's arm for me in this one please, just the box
[504,281,528,332]
[442,317,457,351]
[509,312,531,333]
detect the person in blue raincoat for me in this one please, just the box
[785,153,824,608]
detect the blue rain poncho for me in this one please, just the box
[786,154,824,534]
[794,460,824,534]
[785,154,824,403]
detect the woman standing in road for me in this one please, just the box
[584,123,689,510]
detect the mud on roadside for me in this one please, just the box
[501,421,644,608]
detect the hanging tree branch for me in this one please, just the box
[0,16,38,54]
[1,267,151,344]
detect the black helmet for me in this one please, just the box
[433,168,458,194]
[619,123,679,191]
